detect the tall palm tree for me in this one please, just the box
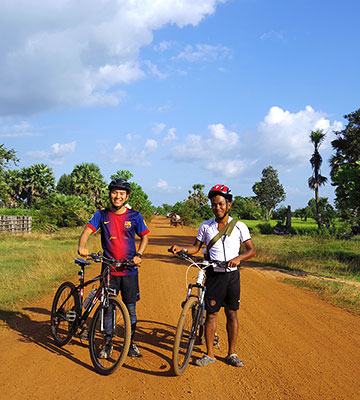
[308,130,327,227]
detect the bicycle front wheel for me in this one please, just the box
[89,298,131,375]
[172,296,202,376]
[51,281,80,346]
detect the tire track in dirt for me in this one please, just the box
[0,216,359,399]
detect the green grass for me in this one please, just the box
[283,278,360,315]
[251,234,360,281]
[0,228,101,317]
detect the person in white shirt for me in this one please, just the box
[171,184,255,367]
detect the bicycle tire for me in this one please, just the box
[172,296,201,376]
[51,281,80,346]
[89,298,131,375]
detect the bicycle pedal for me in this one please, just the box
[66,310,77,322]
[79,329,88,341]
[214,333,220,349]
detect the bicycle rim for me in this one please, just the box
[172,297,201,376]
[50,282,80,346]
[89,298,131,375]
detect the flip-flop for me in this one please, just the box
[226,353,244,367]
[195,355,216,366]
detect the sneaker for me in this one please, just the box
[226,353,244,367]
[99,342,113,359]
[195,354,216,366]
[128,342,142,357]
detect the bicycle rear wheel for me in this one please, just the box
[89,298,131,375]
[172,296,201,376]
[51,282,80,346]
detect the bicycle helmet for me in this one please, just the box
[208,184,232,202]
[108,178,131,194]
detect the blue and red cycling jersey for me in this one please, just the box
[86,208,150,276]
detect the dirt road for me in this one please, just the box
[1,216,360,400]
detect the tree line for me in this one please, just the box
[0,156,153,228]
[0,108,359,231]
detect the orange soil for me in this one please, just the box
[1,216,359,400]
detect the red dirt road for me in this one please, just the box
[1,216,360,399]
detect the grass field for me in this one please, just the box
[0,229,101,317]
[1,221,359,317]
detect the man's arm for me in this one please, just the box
[133,234,149,265]
[227,239,256,268]
[78,226,93,257]
[170,238,203,255]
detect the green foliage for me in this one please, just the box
[230,196,261,220]
[0,144,19,204]
[188,184,209,207]
[308,129,328,227]
[71,162,107,209]
[34,193,96,228]
[56,173,73,195]
[330,108,360,220]
[20,164,56,207]
[252,166,286,220]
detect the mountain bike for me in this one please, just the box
[50,252,132,375]
[169,250,227,376]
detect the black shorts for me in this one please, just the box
[204,268,240,314]
[110,275,140,304]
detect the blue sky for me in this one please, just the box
[1,0,359,209]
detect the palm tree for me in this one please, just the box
[70,163,106,208]
[308,130,327,227]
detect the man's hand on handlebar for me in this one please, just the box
[169,245,184,254]
[78,247,89,257]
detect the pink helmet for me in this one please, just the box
[208,184,232,202]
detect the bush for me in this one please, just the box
[35,193,96,228]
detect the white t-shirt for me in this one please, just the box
[196,216,251,272]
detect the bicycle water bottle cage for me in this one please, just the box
[66,310,77,322]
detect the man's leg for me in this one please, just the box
[224,307,238,356]
[205,312,218,359]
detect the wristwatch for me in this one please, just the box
[135,253,142,258]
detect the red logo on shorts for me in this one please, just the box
[210,299,216,307]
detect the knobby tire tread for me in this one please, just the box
[50,281,80,346]
[172,296,201,376]
[89,298,131,375]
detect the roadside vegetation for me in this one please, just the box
[0,229,100,318]
[0,108,359,317]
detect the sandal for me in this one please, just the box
[195,354,216,366]
[226,353,244,367]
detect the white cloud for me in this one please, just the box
[260,30,285,41]
[0,121,38,137]
[144,60,168,79]
[27,141,76,165]
[145,139,158,151]
[174,44,232,62]
[257,105,342,166]
[164,128,177,142]
[169,123,252,177]
[154,40,176,52]
[52,141,76,156]
[0,0,225,116]
[156,179,181,192]
[152,122,166,134]
[111,136,158,166]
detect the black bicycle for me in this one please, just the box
[50,252,132,375]
[169,250,227,376]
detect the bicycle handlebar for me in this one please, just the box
[168,248,228,270]
[88,252,136,270]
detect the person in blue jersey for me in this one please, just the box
[171,185,255,367]
[78,178,149,358]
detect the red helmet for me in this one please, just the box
[208,184,232,202]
